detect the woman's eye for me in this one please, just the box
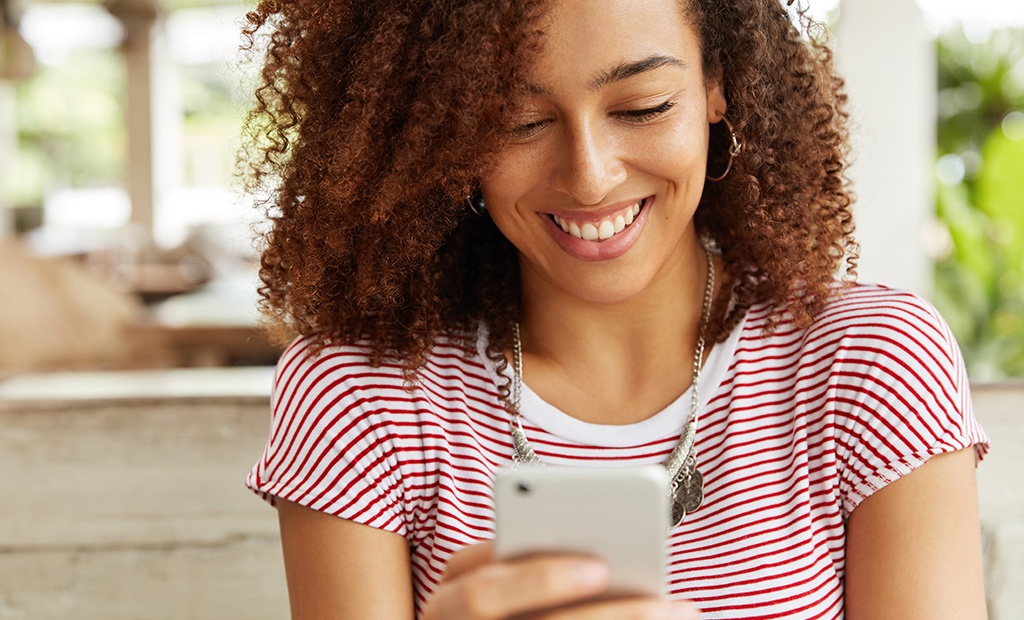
[615,100,676,123]
[509,119,549,139]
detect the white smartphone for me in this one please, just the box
[493,464,669,598]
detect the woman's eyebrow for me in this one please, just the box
[590,54,685,90]
[525,54,686,96]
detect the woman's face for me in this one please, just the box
[481,0,725,306]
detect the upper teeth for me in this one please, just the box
[553,201,643,241]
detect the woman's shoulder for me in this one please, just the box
[817,280,946,322]
[736,281,967,399]
[271,328,498,406]
[274,335,398,385]
[250,330,495,529]
[746,281,956,350]
[770,281,970,419]
[807,282,960,363]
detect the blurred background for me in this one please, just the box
[0,0,1021,618]
[0,0,276,374]
[0,0,1021,380]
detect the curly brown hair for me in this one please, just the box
[241,0,857,376]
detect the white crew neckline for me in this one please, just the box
[479,314,746,448]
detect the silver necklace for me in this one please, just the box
[509,241,716,528]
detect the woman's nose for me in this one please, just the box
[549,121,627,206]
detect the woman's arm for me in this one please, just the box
[845,448,987,619]
[277,498,415,620]
[278,498,699,619]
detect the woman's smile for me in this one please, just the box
[541,196,653,262]
[549,197,646,242]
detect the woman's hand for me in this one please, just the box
[422,542,699,619]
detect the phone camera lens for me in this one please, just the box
[516,482,531,494]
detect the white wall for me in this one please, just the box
[0,82,15,238]
[835,0,936,296]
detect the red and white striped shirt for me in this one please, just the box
[247,283,989,618]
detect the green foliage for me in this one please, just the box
[7,50,125,207]
[3,12,249,209]
[934,28,1024,379]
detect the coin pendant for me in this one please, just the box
[669,469,705,528]
[670,497,687,528]
[681,469,705,514]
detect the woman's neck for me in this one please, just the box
[516,239,716,425]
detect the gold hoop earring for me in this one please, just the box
[706,117,743,182]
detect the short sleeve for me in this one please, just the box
[245,337,412,537]
[830,290,990,518]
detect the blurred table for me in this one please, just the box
[125,275,284,368]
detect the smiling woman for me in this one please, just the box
[241,0,990,618]
[481,3,723,311]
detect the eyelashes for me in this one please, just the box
[509,99,677,140]
[510,119,549,140]
[614,99,677,122]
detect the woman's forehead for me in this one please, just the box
[527,0,700,90]
[539,0,693,44]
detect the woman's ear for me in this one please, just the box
[705,66,727,123]
[707,86,727,123]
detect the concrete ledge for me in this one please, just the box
[0,368,288,620]
[973,382,1024,620]
[0,366,274,408]
[0,402,277,549]
[0,538,285,620]
[975,383,1024,524]
[983,523,1024,620]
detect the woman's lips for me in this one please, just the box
[550,198,645,241]
[542,196,653,262]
